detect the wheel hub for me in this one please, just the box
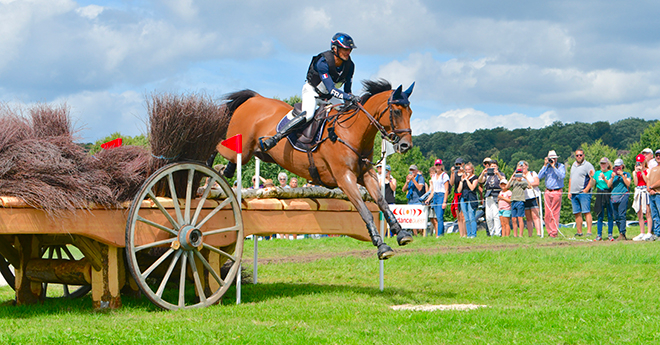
[178,225,203,251]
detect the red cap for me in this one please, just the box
[636,154,646,163]
[434,159,443,165]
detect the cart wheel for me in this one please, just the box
[40,245,92,299]
[125,162,244,310]
[0,254,14,289]
[0,246,91,299]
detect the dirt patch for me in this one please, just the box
[255,240,599,265]
[391,304,487,311]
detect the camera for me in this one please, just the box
[514,173,523,178]
[548,158,555,165]
[613,166,622,174]
[486,168,494,176]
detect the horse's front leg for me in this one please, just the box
[336,171,395,260]
[362,169,413,246]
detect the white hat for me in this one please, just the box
[547,150,558,159]
[642,148,653,154]
[499,178,508,185]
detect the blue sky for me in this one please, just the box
[2,0,660,142]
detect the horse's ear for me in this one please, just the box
[392,85,403,100]
[403,82,415,97]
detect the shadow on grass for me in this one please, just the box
[0,279,456,318]
[222,282,458,306]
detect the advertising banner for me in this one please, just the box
[389,205,429,229]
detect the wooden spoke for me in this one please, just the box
[191,177,216,225]
[184,168,194,224]
[202,224,241,237]
[135,238,176,252]
[187,251,206,304]
[167,173,184,225]
[196,198,232,229]
[137,216,178,237]
[202,243,236,262]
[156,250,182,298]
[193,250,224,288]
[147,189,180,231]
[178,252,188,308]
[141,248,175,279]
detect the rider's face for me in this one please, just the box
[336,47,352,61]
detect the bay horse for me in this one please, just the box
[216,79,415,259]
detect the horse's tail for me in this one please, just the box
[223,90,258,119]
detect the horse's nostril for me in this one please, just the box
[399,143,409,151]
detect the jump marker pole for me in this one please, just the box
[253,157,260,285]
[220,134,243,305]
[379,151,386,292]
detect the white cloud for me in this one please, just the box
[75,4,104,19]
[411,108,558,135]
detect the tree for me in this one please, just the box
[624,121,660,168]
[89,132,149,154]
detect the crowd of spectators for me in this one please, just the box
[395,147,660,241]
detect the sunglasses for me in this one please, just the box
[576,154,584,157]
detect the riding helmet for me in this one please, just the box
[331,33,357,50]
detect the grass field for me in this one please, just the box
[0,230,659,344]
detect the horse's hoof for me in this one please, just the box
[397,230,413,246]
[377,244,395,260]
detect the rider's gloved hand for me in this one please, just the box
[349,94,360,106]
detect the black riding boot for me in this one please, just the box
[259,111,307,152]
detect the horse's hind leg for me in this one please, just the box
[337,172,394,260]
[362,169,413,246]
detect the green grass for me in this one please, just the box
[0,231,659,344]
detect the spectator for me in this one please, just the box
[478,159,506,236]
[376,164,397,204]
[519,161,542,237]
[568,149,595,237]
[450,158,467,237]
[289,177,299,188]
[609,158,631,240]
[632,154,653,241]
[403,164,426,235]
[593,157,614,241]
[538,150,566,238]
[642,148,657,168]
[458,162,479,238]
[497,179,512,237]
[507,169,529,238]
[263,179,275,188]
[647,150,660,240]
[278,172,289,188]
[425,159,450,237]
[250,175,266,189]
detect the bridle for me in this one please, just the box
[355,93,412,144]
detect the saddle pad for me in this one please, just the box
[276,110,326,152]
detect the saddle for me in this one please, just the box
[277,103,328,152]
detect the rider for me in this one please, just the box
[260,32,360,151]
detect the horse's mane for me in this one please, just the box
[360,79,392,103]
[223,90,259,119]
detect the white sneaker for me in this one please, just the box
[642,233,653,241]
[633,233,645,241]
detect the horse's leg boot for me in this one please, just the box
[259,111,307,151]
[224,161,236,178]
[377,243,395,260]
[396,230,414,246]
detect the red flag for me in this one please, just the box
[101,138,122,150]
[221,134,242,154]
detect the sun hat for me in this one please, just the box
[599,157,610,164]
[385,165,391,171]
[642,148,653,154]
[614,159,624,167]
[434,159,443,165]
[636,154,646,163]
[409,164,418,171]
[500,179,508,185]
[455,157,464,165]
[482,157,491,164]
[547,150,558,159]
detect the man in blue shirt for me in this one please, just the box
[538,150,566,237]
[260,33,359,151]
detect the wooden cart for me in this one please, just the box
[0,162,381,311]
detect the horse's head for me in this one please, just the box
[383,83,414,154]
